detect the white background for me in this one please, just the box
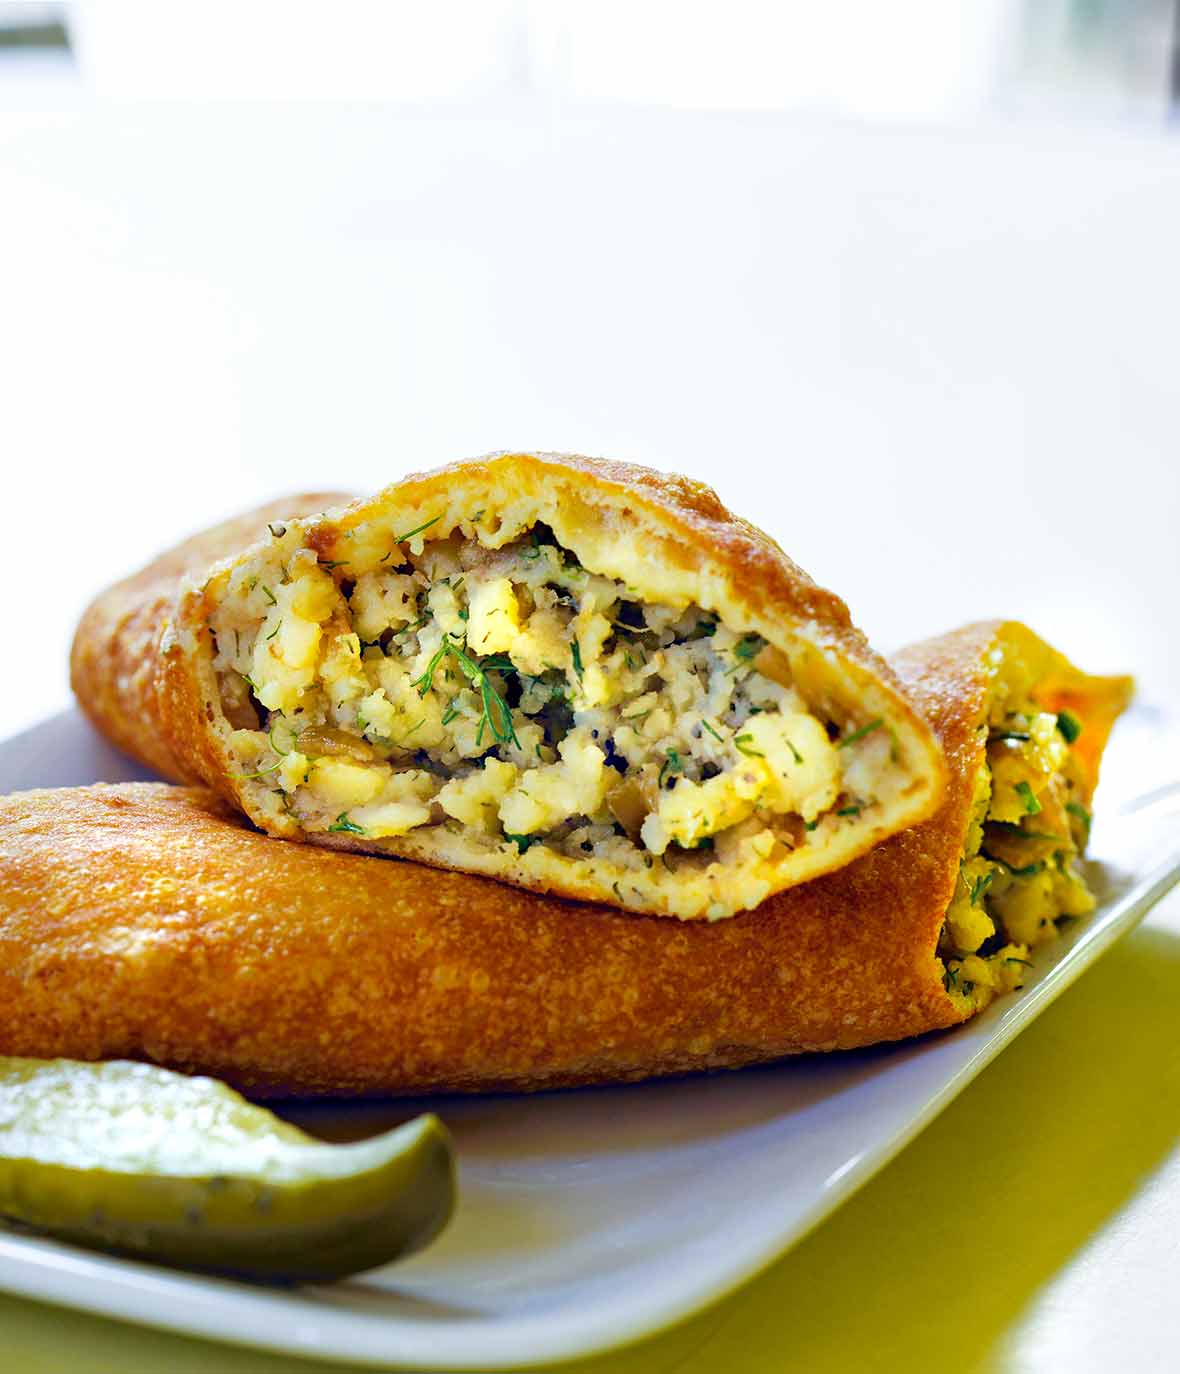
[1,101,1178,739]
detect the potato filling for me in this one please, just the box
[208,519,902,914]
[939,669,1095,1010]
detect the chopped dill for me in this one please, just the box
[504,832,539,854]
[1015,781,1042,816]
[261,585,278,605]
[328,812,365,835]
[265,621,281,641]
[392,614,430,639]
[836,804,862,817]
[441,701,461,727]
[394,514,443,544]
[734,733,764,758]
[987,821,1062,842]
[969,871,994,906]
[701,720,724,742]
[571,641,584,681]
[415,640,520,748]
[233,759,283,780]
[991,856,1044,878]
[659,749,683,788]
[1056,710,1082,744]
[268,721,295,755]
[412,644,448,697]
[838,718,883,749]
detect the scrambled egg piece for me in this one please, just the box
[438,758,518,831]
[498,731,608,835]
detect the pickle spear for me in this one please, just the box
[0,1056,455,1282]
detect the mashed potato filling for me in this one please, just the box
[939,658,1095,1011]
[207,516,908,918]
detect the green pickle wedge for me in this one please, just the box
[0,1056,455,1282]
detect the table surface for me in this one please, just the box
[0,98,1177,1371]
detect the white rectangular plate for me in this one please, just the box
[1,707,1178,1370]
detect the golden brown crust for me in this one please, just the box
[70,495,350,781]
[3,622,1129,1095]
[71,453,948,916]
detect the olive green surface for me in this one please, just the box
[0,1058,454,1282]
[0,917,1177,1373]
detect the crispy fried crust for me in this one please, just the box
[70,494,350,782]
[3,624,1130,1095]
[72,453,948,915]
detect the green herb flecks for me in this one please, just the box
[986,821,1063,843]
[328,812,365,835]
[838,718,884,749]
[836,804,862,818]
[441,701,461,727]
[504,832,539,854]
[261,585,278,606]
[570,641,584,682]
[411,645,448,698]
[1065,800,1092,836]
[659,749,683,788]
[734,734,764,758]
[701,720,724,742]
[734,635,763,662]
[939,961,967,994]
[1015,781,1042,816]
[393,514,443,545]
[392,614,430,639]
[969,871,994,906]
[1004,957,1034,969]
[990,856,1045,879]
[268,721,296,756]
[233,759,284,781]
[1056,710,1083,745]
[417,640,520,749]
